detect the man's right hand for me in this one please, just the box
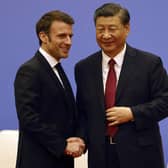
[65,137,85,157]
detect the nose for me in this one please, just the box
[102,30,111,39]
[65,36,72,45]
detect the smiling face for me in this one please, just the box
[39,20,73,61]
[95,16,130,58]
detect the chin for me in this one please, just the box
[61,54,69,59]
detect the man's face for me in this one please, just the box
[40,20,73,61]
[95,16,130,57]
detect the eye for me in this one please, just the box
[58,34,67,39]
[69,34,73,39]
[96,27,105,33]
[57,33,73,40]
[109,26,118,32]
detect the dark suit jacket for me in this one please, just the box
[75,44,168,168]
[14,51,77,168]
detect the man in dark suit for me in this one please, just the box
[75,3,168,168]
[14,10,85,168]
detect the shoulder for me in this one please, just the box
[127,44,163,66]
[75,50,101,69]
[14,51,43,82]
[17,51,42,74]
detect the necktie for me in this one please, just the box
[55,63,76,123]
[55,63,71,90]
[105,59,118,137]
[55,62,76,112]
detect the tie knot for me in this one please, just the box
[108,59,116,67]
[55,62,62,70]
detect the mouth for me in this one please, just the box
[62,46,70,51]
[61,48,70,55]
[102,39,115,44]
[102,42,114,47]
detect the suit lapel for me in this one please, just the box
[91,52,105,111]
[36,51,65,91]
[89,49,137,110]
[35,51,76,113]
[115,45,136,103]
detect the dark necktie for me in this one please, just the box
[105,59,118,137]
[55,62,76,112]
[55,63,76,124]
[55,62,71,91]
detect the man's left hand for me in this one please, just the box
[106,106,134,126]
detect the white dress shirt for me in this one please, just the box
[39,47,64,86]
[102,44,126,92]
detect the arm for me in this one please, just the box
[14,65,66,158]
[106,57,168,130]
[131,57,168,130]
[74,64,88,149]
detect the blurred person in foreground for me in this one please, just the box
[14,10,85,168]
[75,3,168,168]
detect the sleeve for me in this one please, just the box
[74,63,88,148]
[131,57,168,130]
[14,65,67,158]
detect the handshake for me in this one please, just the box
[64,137,85,158]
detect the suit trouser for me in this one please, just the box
[105,136,120,168]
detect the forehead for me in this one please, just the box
[96,16,122,26]
[50,20,73,33]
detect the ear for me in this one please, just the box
[39,31,48,44]
[124,23,130,36]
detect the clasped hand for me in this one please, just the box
[65,137,85,157]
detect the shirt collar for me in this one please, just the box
[39,47,59,68]
[102,43,126,68]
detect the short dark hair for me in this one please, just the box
[36,10,75,45]
[94,3,130,25]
